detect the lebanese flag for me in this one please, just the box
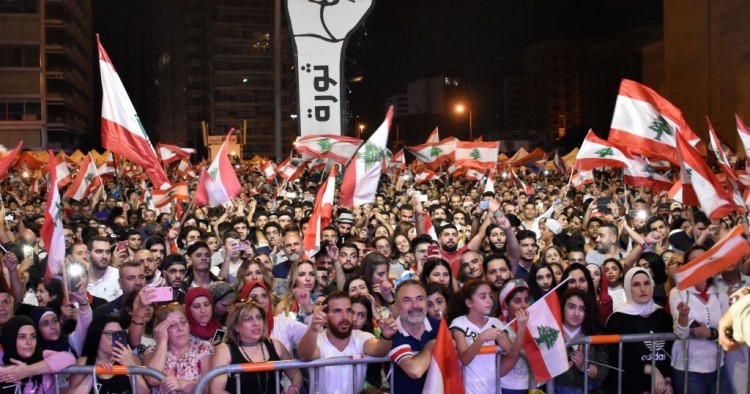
[675,130,735,219]
[41,151,65,281]
[0,141,23,180]
[424,211,438,241]
[484,176,495,194]
[389,149,405,169]
[340,107,393,207]
[303,166,337,258]
[454,141,499,170]
[176,158,197,180]
[421,318,465,394]
[707,117,737,180]
[573,130,629,170]
[463,168,484,181]
[622,155,673,192]
[405,137,457,169]
[158,144,194,165]
[609,79,701,164]
[260,159,277,183]
[510,170,533,194]
[516,290,569,382]
[294,134,362,165]
[415,169,438,184]
[277,157,306,182]
[151,181,189,208]
[425,127,440,143]
[552,150,569,174]
[98,35,170,189]
[675,225,750,290]
[194,129,242,207]
[736,114,750,162]
[64,154,102,201]
[97,151,117,175]
[570,170,594,190]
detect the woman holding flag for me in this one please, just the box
[497,279,532,394]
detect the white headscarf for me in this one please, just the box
[613,267,662,317]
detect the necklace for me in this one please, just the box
[238,341,270,394]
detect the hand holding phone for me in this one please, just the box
[427,244,440,257]
[145,287,174,303]
[112,330,128,348]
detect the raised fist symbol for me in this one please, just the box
[287,0,374,43]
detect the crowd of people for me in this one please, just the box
[0,164,748,394]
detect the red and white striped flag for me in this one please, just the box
[415,169,439,184]
[736,114,750,163]
[517,290,569,382]
[294,134,362,165]
[573,130,629,170]
[97,151,117,176]
[552,150,569,174]
[707,118,736,180]
[276,157,306,182]
[0,141,22,180]
[194,129,242,207]
[41,151,65,280]
[158,144,194,165]
[609,79,701,164]
[424,211,438,241]
[454,141,499,170]
[389,148,405,169]
[510,170,533,195]
[675,130,735,219]
[98,35,170,189]
[340,107,393,207]
[570,170,595,190]
[64,154,102,201]
[675,225,750,290]
[151,181,189,208]
[260,159,277,183]
[55,160,71,188]
[463,168,484,181]
[421,318,465,394]
[425,127,440,143]
[406,137,457,169]
[303,166,337,258]
[622,155,673,192]
[176,158,197,180]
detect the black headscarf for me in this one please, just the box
[1,315,44,365]
[29,307,72,355]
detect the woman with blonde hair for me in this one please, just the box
[210,300,303,394]
[274,260,319,322]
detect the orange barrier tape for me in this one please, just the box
[589,335,621,345]
[239,362,276,373]
[95,365,129,375]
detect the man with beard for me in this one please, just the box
[86,235,122,302]
[513,230,537,281]
[298,291,397,394]
[160,254,187,303]
[134,249,164,288]
[585,223,625,266]
[213,230,242,284]
[321,225,339,247]
[143,236,167,285]
[272,232,303,295]
[331,242,360,291]
[184,241,221,288]
[388,280,440,392]
[93,260,145,318]
[484,254,513,315]
[458,250,484,282]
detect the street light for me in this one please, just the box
[358,124,365,139]
[454,103,473,140]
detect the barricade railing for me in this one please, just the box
[54,365,170,394]
[193,355,392,394]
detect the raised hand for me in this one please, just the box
[287,0,374,43]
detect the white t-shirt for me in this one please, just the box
[270,315,307,356]
[87,266,121,302]
[314,329,375,394]
[449,315,502,394]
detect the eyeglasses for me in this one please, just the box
[102,330,116,339]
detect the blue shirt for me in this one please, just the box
[390,317,440,392]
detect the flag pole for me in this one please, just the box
[502,277,571,331]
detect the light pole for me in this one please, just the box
[455,104,473,140]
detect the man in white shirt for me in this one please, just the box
[298,291,398,394]
[86,235,122,302]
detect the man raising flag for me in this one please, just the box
[195,129,242,207]
[303,165,337,258]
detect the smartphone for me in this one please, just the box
[427,244,439,256]
[479,201,490,210]
[65,261,87,293]
[596,197,612,213]
[418,193,428,203]
[22,245,33,259]
[146,286,174,303]
[211,328,227,344]
[4,213,14,221]
[117,241,127,252]
[112,330,128,348]
[553,198,562,207]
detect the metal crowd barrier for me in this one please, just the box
[53,365,171,394]
[193,355,393,394]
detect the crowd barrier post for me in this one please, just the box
[682,339,689,394]
[715,342,722,394]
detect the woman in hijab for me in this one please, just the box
[185,287,223,343]
[604,268,682,394]
[0,316,76,394]
[29,283,92,356]
[239,281,307,355]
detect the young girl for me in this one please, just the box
[602,259,625,310]
[448,280,524,394]
[529,264,557,301]
[498,279,532,394]
[426,282,450,320]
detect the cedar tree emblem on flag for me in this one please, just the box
[534,325,561,350]
[430,145,443,158]
[595,147,613,158]
[649,115,672,142]
[318,139,331,153]
[470,148,481,160]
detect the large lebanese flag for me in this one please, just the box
[675,225,750,290]
[609,79,701,164]
[0,141,23,180]
[454,141,499,170]
[151,181,188,208]
[303,165,337,259]
[516,290,569,382]
[421,318,465,394]
[41,151,65,280]
[98,35,170,189]
[675,130,735,219]
[340,106,393,207]
[64,154,102,201]
[406,137,457,169]
[294,134,362,165]
[573,130,629,170]
[194,129,242,207]
[622,155,673,192]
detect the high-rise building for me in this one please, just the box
[0,0,93,149]
[152,0,297,159]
